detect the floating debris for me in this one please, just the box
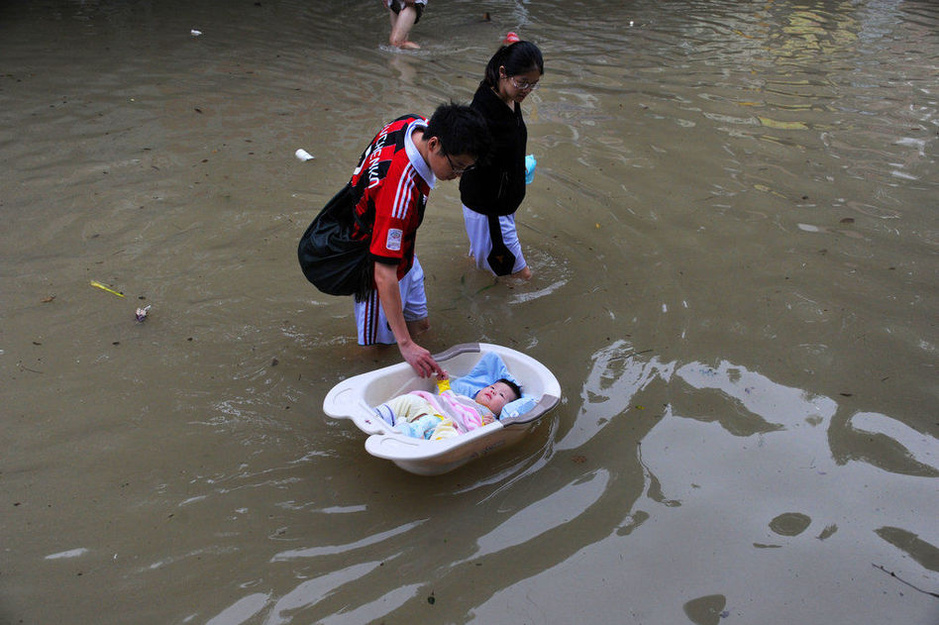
[90,280,124,298]
[295,148,315,162]
[135,305,151,322]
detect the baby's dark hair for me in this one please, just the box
[483,40,544,89]
[496,378,522,402]
[424,102,491,162]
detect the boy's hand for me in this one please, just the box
[399,341,444,379]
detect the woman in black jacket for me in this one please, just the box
[459,37,544,280]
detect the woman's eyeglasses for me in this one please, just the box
[510,76,540,91]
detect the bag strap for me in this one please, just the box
[337,179,372,237]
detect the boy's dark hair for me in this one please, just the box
[425,102,491,163]
[483,40,544,89]
[496,378,522,402]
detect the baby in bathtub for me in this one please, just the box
[374,374,522,441]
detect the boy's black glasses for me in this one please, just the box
[445,152,475,175]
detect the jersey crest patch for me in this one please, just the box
[386,228,403,251]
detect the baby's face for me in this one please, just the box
[474,382,518,416]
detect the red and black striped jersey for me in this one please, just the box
[349,115,432,280]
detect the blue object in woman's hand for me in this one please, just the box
[525,154,537,184]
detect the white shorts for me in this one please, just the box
[462,205,527,276]
[355,256,428,346]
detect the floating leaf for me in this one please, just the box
[758,116,808,130]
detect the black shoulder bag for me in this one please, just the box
[297,184,373,301]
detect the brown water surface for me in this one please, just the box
[2,1,937,624]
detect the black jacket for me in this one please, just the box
[459,83,528,216]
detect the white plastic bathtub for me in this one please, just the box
[322,342,561,475]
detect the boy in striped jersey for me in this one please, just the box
[339,103,489,377]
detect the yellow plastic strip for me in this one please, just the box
[90,280,125,298]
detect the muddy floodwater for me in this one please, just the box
[1,1,937,624]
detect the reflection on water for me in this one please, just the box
[472,469,610,558]
[470,340,939,624]
[1,0,937,624]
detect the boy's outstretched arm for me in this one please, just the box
[373,262,443,378]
